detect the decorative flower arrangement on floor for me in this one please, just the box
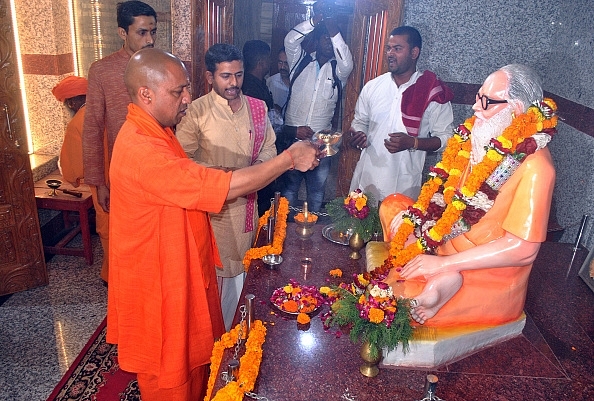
[242,197,289,269]
[322,272,413,359]
[326,189,381,242]
[205,320,267,401]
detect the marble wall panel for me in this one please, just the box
[25,74,68,155]
[14,0,70,55]
[548,124,594,247]
[172,0,191,62]
[403,0,593,108]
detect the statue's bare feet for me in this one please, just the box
[409,272,463,324]
[409,291,440,324]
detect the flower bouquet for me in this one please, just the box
[322,272,413,359]
[325,189,381,242]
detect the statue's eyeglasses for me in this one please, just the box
[476,93,508,110]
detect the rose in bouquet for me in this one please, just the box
[322,272,413,359]
[326,189,382,242]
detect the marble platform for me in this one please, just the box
[366,241,528,369]
[381,314,525,368]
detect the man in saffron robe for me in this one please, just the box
[176,43,277,331]
[52,75,87,187]
[107,48,319,401]
[381,64,555,327]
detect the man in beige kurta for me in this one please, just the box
[177,44,276,330]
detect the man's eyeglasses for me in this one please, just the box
[476,93,508,110]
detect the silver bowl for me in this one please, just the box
[262,254,283,269]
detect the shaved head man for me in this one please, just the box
[107,48,318,401]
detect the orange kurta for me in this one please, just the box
[382,148,555,327]
[59,106,85,187]
[107,104,231,390]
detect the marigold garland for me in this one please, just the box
[204,320,267,401]
[242,197,289,269]
[381,99,558,274]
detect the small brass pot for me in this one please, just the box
[295,220,316,239]
[359,341,382,377]
[348,232,364,259]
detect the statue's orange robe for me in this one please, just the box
[107,104,230,389]
[382,148,555,327]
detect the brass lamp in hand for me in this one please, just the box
[312,129,342,157]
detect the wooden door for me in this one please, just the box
[269,0,309,76]
[0,1,48,296]
[192,0,235,99]
[337,0,404,195]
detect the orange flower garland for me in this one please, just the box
[205,320,267,401]
[386,99,558,271]
[242,197,289,269]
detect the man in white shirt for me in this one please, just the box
[349,26,454,204]
[280,1,354,212]
[266,47,290,112]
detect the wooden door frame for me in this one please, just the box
[337,0,404,196]
[0,0,48,296]
[191,0,235,99]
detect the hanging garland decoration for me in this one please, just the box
[373,98,558,277]
[204,320,267,401]
[242,197,289,270]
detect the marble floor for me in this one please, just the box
[1,234,593,400]
[0,236,107,401]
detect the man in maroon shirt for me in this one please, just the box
[82,1,157,282]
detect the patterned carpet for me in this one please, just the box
[46,318,140,401]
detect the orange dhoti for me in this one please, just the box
[379,149,555,328]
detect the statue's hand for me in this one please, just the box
[400,254,443,279]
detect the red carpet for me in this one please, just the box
[46,318,140,401]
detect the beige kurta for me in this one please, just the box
[177,90,277,277]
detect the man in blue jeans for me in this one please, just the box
[280,0,353,212]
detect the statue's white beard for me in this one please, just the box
[470,106,514,165]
